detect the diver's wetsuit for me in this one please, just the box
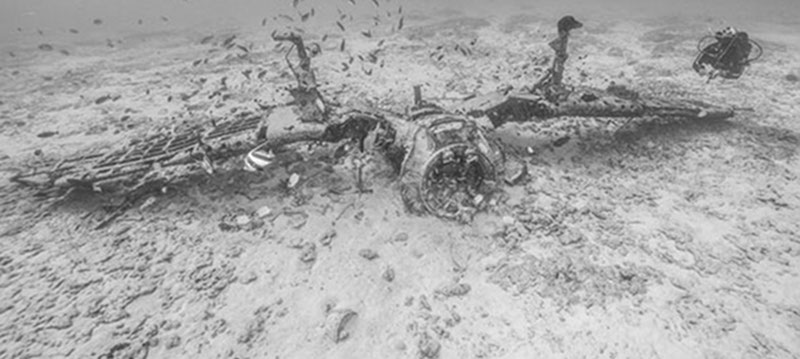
[694,30,753,79]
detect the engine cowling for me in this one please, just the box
[399,109,505,222]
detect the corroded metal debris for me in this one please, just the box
[243,16,737,222]
[11,16,741,224]
[12,111,265,195]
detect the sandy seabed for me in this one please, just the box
[0,5,799,359]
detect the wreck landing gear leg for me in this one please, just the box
[272,30,329,123]
[463,15,736,129]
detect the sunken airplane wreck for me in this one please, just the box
[12,16,737,224]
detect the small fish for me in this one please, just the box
[257,70,267,79]
[37,29,43,35]
[371,0,379,7]
[8,51,15,57]
[341,62,350,71]
[363,68,372,76]
[192,59,202,66]
[347,0,356,5]
[435,45,443,51]
[348,56,354,63]
[339,39,346,51]
[262,18,267,26]
[235,44,249,53]
[200,35,214,44]
[322,34,329,42]
[222,35,236,47]
[470,38,477,46]
[340,14,348,21]
[38,43,53,51]
[242,69,252,79]
[59,49,70,56]
[279,14,294,22]
[357,54,364,61]
[436,53,445,61]
[37,131,58,138]
[93,18,103,25]
[397,16,404,30]
[300,12,311,22]
[95,95,112,104]
[138,19,143,25]
[377,39,385,47]
[311,8,315,16]
[203,58,209,64]
[161,16,169,22]
[292,0,300,8]
[398,5,403,14]
[361,30,372,38]
[336,21,345,31]
[17,27,22,32]
[69,28,79,34]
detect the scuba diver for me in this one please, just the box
[693,26,763,81]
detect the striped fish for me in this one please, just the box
[244,146,275,171]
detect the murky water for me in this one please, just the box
[2,0,799,46]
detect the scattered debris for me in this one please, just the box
[417,333,441,358]
[418,295,432,311]
[288,173,301,188]
[319,229,336,246]
[325,309,358,343]
[299,242,317,263]
[255,206,273,218]
[235,214,251,227]
[359,248,379,260]
[557,227,586,246]
[219,212,263,232]
[435,282,471,298]
[382,267,395,282]
[239,271,258,284]
[164,335,181,349]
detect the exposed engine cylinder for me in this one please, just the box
[399,108,504,222]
